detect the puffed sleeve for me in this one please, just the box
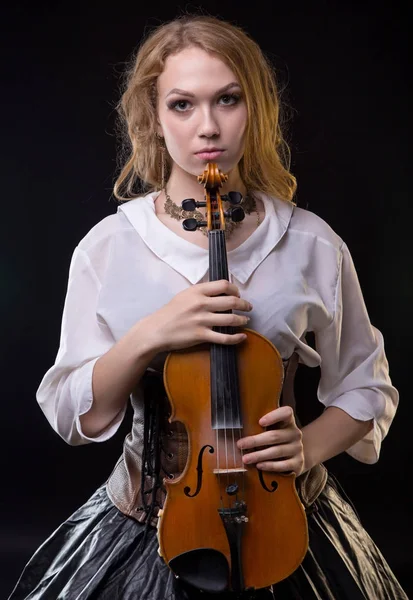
[315,242,399,463]
[36,245,126,445]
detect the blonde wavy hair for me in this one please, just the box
[114,13,297,204]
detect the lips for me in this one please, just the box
[195,147,224,153]
[195,150,224,160]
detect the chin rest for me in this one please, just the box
[169,548,229,593]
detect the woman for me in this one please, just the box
[8,13,407,600]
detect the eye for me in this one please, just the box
[168,99,191,112]
[167,93,241,113]
[220,93,241,106]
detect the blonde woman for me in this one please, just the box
[9,13,407,600]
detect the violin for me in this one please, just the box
[157,164,308,595]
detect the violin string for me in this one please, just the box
[219,220,246,505]
[229,272,245,504]
[220,206,243,510]
[219,341,228,508]
[224,210,239,495]
[211,209,228,505]
[224,349,230,502]
[210,212,224,512]
[239,425,246,503]
[217,229,230,503]
[214,369,222,507]
[230,355,244,505]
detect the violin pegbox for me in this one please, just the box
[181,163,246,233]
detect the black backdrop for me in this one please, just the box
[1,1,411,597]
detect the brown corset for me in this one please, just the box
[106,353,327,527]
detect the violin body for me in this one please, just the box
[158,329,308,592]
[157,163,308,593]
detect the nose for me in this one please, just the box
[198,107,220,138]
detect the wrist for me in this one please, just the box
[130,315,163,358]
[301,428,317,474]
[301,407,374,471]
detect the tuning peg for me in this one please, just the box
[221,191,243,205]
[182,218,207,231]
[225,206,245,223]
[182,198,207,211]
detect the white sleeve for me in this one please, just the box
[315,242,399,464]
[36,246,126,445]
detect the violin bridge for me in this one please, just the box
[213,468,247,474]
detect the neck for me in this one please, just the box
[164,163,247,204]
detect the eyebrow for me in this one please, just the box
[166,82,241,99]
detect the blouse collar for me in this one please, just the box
[118,190,293,285]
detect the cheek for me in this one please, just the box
[163,121,199,174]
[233,125,247,159]
[231,107,248,144]
[164,121,189,155]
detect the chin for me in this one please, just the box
[195,158,237,173]
[175,157,238,179]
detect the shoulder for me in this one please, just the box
[286,201,345,253]
[77,195,149,254]
[77,213,121,253]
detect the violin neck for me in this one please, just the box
[208,229,242,430]
[209,229,229,285]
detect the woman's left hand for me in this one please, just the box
[237,406,305,476]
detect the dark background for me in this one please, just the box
[1,1,411,597]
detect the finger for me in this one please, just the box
[207,295,253,313]
[259,406,295,428]
[237,428,297,450]
[204,329,247,346]
[256,458,302,474]
[242,442,300,465]
[203,312,250,328]
[197,279,241,298]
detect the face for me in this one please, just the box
[156,46,248,180]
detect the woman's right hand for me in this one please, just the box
[141,279,253,353]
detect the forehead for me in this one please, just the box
[157,47,238,93]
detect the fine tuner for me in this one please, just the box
[182,191,244,232]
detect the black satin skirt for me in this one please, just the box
[7,475,407,600]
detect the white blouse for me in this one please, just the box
[37,190,399,464]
